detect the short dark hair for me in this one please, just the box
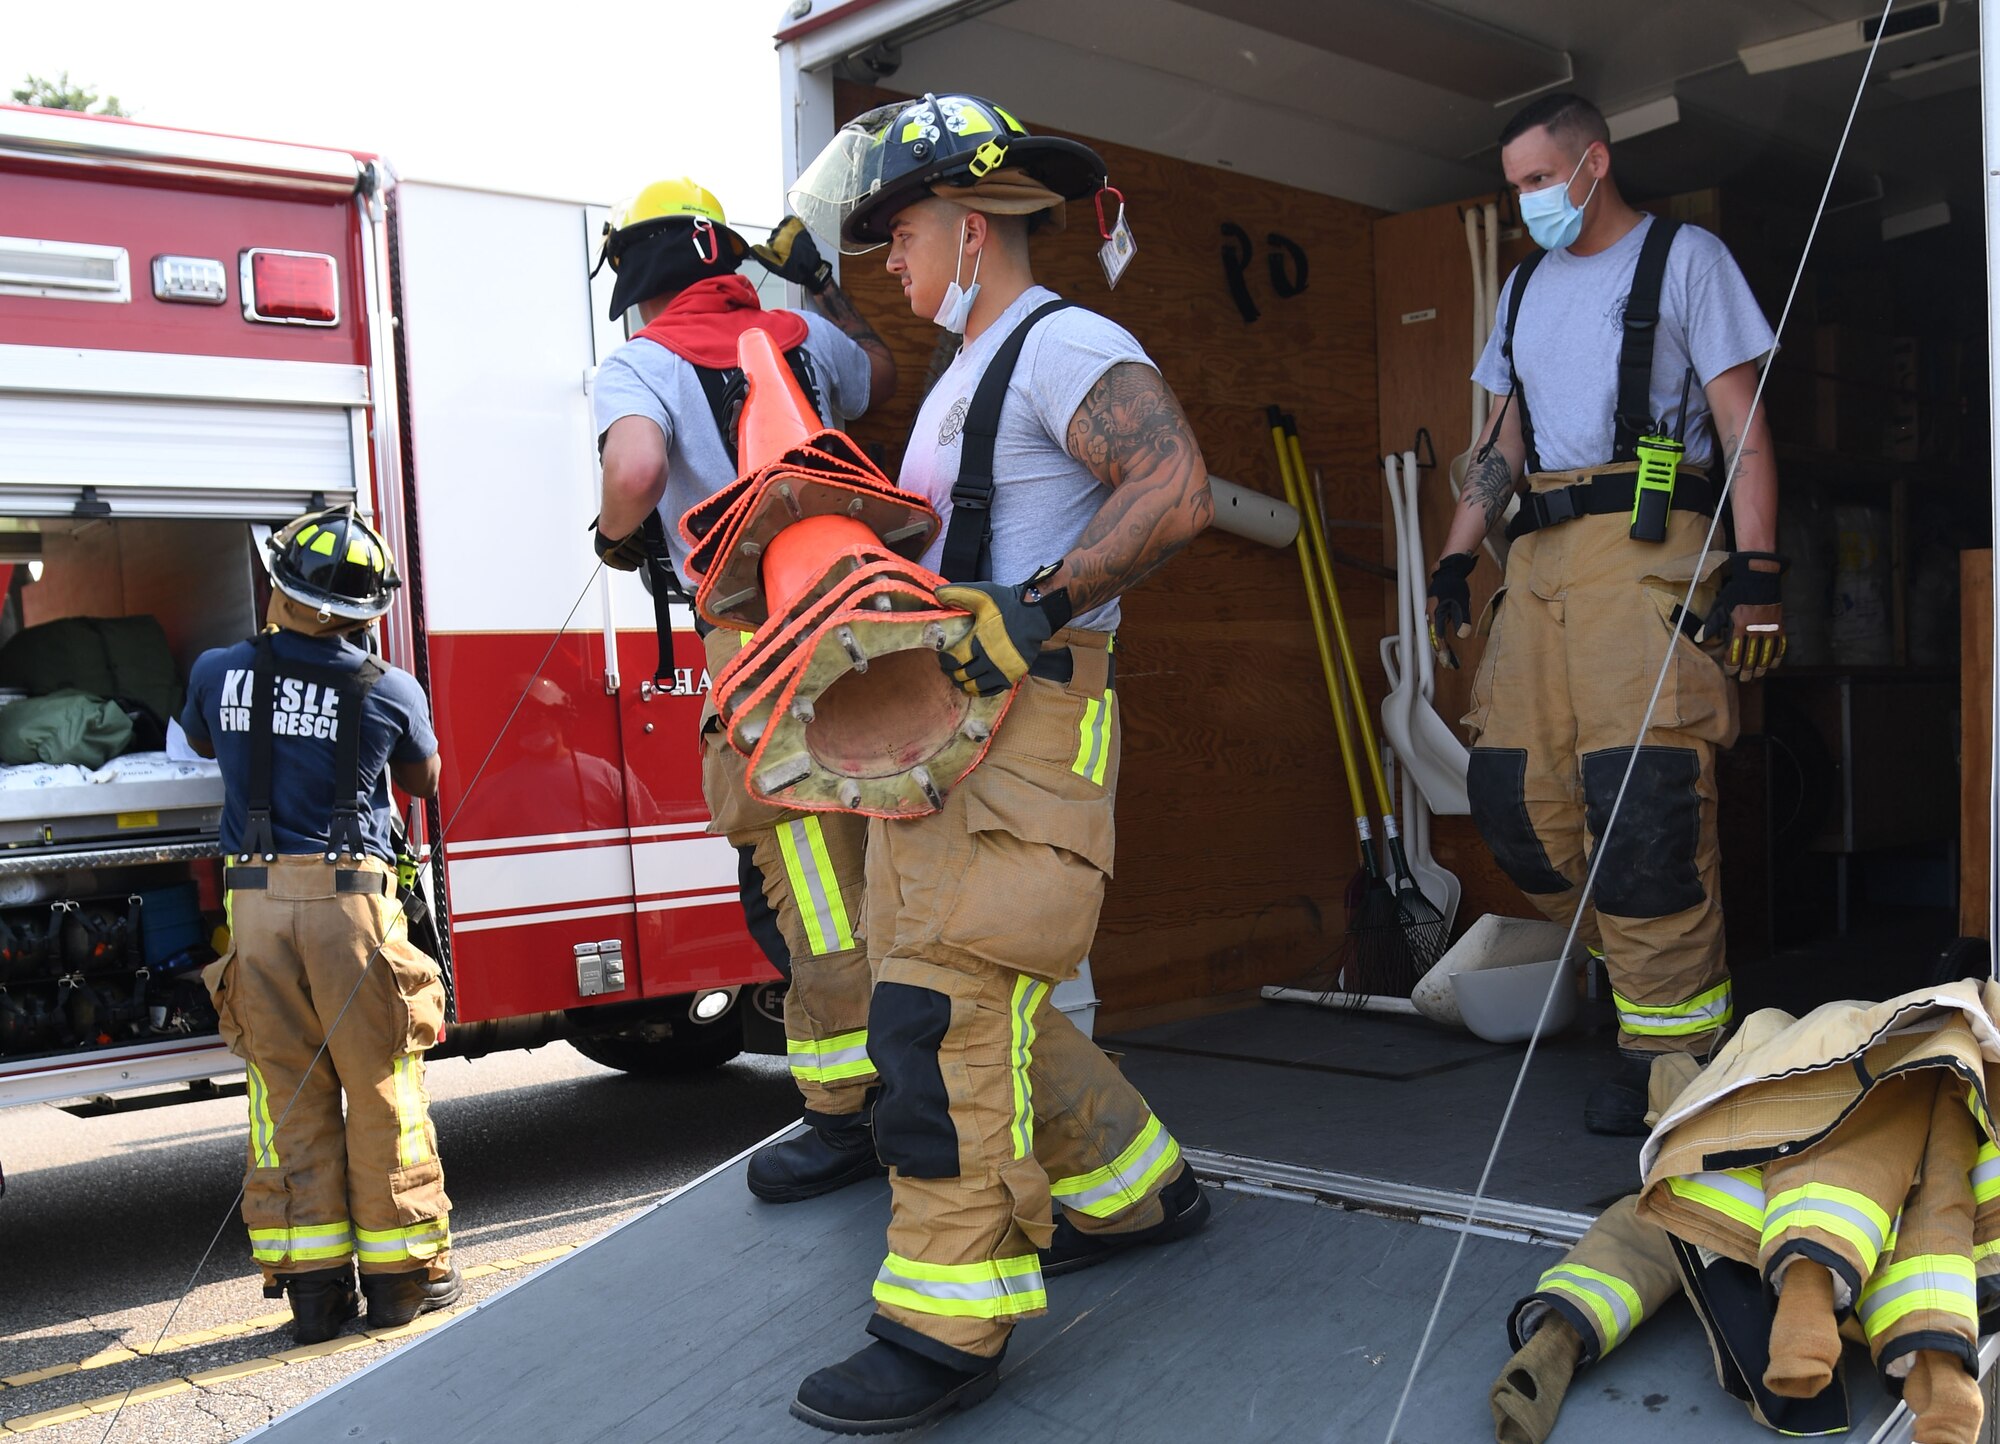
[1498,92,1610,153]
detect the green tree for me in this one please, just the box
[12,72,129,117]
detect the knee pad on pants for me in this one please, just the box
[1467,747,1572,895]
[868,982,957,1178]
[1582,746,1705,918]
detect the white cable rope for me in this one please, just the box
[96,563,605,1443]
[1378,8,1899,1436]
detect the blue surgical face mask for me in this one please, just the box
[1518,149,1600,252]
[932,219,983,334]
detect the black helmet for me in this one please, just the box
[265,506,401,622]
[789,93,1106,253]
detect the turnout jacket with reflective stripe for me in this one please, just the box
[1639,981,2000,1193]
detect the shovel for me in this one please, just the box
[1382,449,1470,815]
[1381,633,1461,936]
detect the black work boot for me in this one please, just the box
[360,1262,463,1329]
[747,1111,885,1204]
[791,1339,1001,1435]
[1583,1049,1658,1136]
[270,1263,358,1345]
[1038,1165,1212,1278]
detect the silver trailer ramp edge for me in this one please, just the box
[245,1133,1912,1444]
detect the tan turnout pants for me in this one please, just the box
[1465,472,1738,1054]
[1510,1194,1683,1365]
[700,627,873,1118]
[861,631,1186,1367]
[204,855,451,1284]
[1860,1075,1982,1385]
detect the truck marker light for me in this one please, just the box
[0,235,130,302]
[240,248,338,326]
[152,255,229,305]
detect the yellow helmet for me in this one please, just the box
[593,176,752,317]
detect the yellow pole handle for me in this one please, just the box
[1288,424,1398,819]
[1271,421,1370,836]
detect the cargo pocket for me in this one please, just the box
[382,940,445,1054]
[950,778,1108,984]
[1462,586,1508,744]
[202,950,245,1054]
[700,721,786,840]
[388,1156,452,1235]
[1640,586,1739,747]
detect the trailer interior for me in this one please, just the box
[246,0,2000,1439]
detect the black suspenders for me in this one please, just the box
[938,298,1075,584]
[238,634,385,864]
[1503,217,1683,475]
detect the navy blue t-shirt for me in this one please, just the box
[180,631,437,865]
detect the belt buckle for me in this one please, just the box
[1537,487,1580,528]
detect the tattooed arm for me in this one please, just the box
[804,280,898,408]
[1705,360,1779,560]
[1042,363,1212,613]
[1439,389,1528,557]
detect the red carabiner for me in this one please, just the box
[1094,186,1125,240]
[691,217,719,265]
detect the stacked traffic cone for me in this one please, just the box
[680,329,1012,818]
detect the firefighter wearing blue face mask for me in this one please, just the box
[1423,93,1786,1137]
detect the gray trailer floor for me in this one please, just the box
[251,1005,1915,1443]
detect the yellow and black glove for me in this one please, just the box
[750,216,832,295]
[935,573,1073,697]
[590,516,648,572]
[1701,551,1788,681]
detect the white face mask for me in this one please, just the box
[932,219,983,334]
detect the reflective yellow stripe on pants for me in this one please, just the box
[1051,1113,1182,1219]
[1858,1254,1979,1341]
[1613,981,1733,1039]
[393,1054,430,1169]
[1009,975,1047,1161]
[248,1219,354,1265]
[1763,1183,1895,1276]
[1538,1263,1646,1355]
[777,816,856,956]
[355,1219,451,1268]
[873,1252,1048,1320]
[246,1061,282,1169]
[1973,1142,2000,1207]
[1071,691,1114,785]
[787,1027,874,1084]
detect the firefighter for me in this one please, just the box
[184,507,457,1343]
[1425,92,1783,1136]
[588,177,899,1201]
[783,94,1214,1432]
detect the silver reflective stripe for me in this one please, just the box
[1860,1269,1979,1323]
[1055,1123,1177,1214]
[786,820,845,955]
[1690,1170,1766,1213]
[1973,1153,2000,1196]
[1764,1194,1887,1253]
[795,1041,871,1071]
[1617,992,1732,1031]
[285,1224,353,1251]
[1542,1267,1636,1345]
[1079,698,1108,782]
[875,1259,1042,1304]
[356,1225,447,1258]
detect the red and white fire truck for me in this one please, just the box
[0,102,799,1111]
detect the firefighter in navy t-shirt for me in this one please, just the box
[182,506,457,1345]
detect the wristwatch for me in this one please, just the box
[1021,561,1066,606]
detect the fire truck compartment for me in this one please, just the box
[247,1003,1943,1444]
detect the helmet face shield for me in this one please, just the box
[788,103,907,255]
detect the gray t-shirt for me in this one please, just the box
[591,310,873,583]
[1473,217,1775,471]
[900,285,1150,632]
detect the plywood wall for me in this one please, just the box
[832,83,1385,1027]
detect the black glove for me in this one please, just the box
[1702,551,1788,679]
[935,577,1074,697]
[1426,552,1477,667]
[750,217,832,294]
[590,517,648,572]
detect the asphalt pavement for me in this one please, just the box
[0,1042,804,1442]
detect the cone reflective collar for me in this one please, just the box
[680,329,1011,818]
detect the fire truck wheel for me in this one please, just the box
[570,1020,744,1076]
